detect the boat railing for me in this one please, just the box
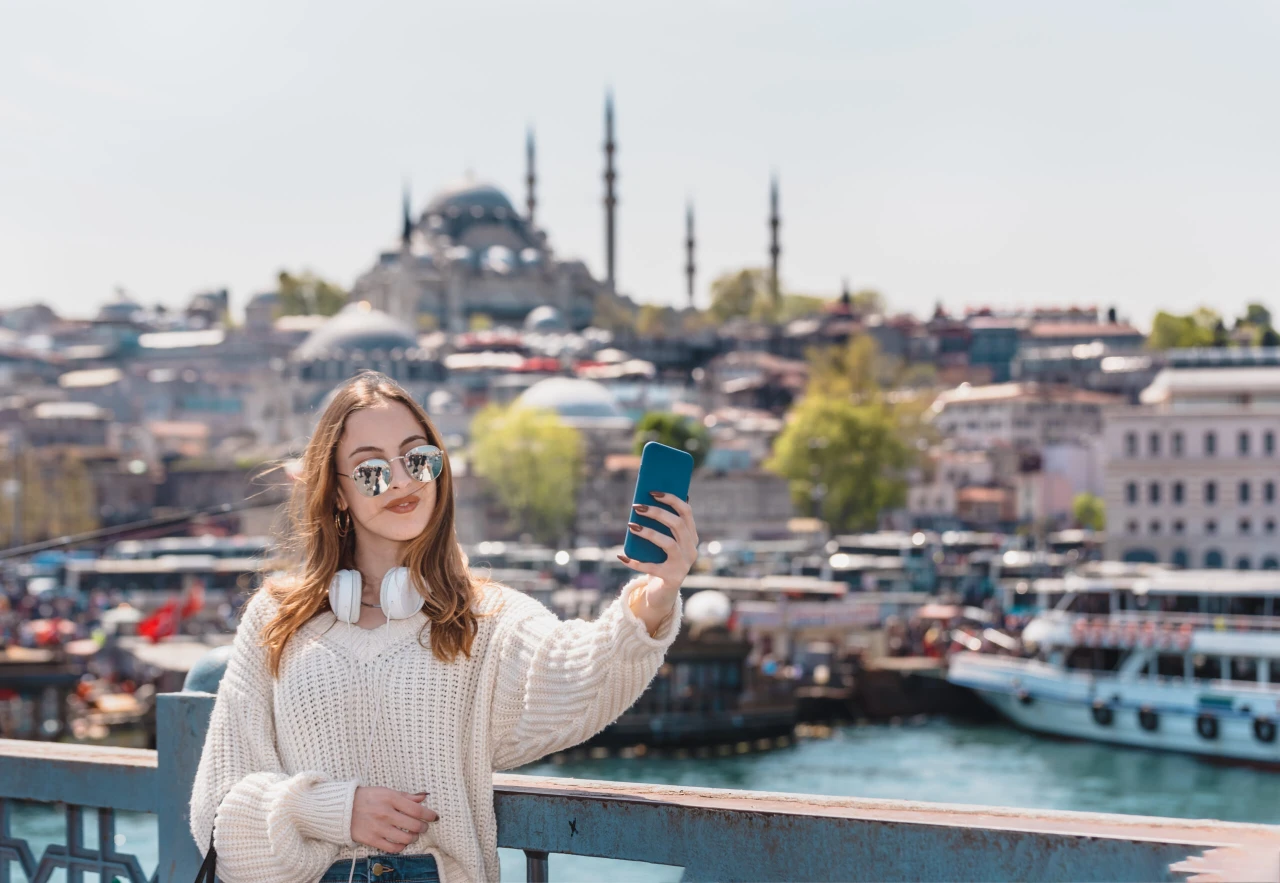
[1043,608,1280,634]
[0,691,1276,880]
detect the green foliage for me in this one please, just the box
[469,404,584,544]
[592,291,637,333]
[276,271,347,316]
[849,289,886,315]
[709,268,771,323]
[1147,309,1219,350]
[806,333,883,403]
[1072,492,1106,531]
[633,413,711,470]
[765,394,910,532]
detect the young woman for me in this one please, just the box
[189,372,695,883]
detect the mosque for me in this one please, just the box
[350,97,628,333]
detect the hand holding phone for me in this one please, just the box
[623,441,695,564]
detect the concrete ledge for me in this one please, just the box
[494,774,1280,882]
[0,738,158,813]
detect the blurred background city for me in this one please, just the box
[2,1,1280,879]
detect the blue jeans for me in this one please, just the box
[317,853,440,883]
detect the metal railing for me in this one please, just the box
[0,692,1277,881]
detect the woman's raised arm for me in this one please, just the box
[488,573,683,771]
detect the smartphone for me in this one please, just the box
[623,441,695,564]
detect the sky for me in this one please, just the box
[1,0,1278,328]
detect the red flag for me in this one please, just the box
[138,600,178,643]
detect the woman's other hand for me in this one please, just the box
[619,492,698,636]
[350,786,437,853]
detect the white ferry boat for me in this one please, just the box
[949,569,1280,763]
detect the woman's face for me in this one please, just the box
[333,400,439,545]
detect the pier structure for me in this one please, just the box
[0,691,1274,881]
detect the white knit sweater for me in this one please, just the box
[189,572,680,883]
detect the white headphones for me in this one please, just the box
[328,566,425,623]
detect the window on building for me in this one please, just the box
[1149,432,1161,456]
[1266,431,1275,456]
[1205,431,1217,456]
[1241,517,1252,534]
[1173,519,1185,534]
[1126,482,1138,504]
[1264,556,1280,570]
[1241,481,1252,504]
[1205,549,1224,568]
[1172,548,1190,568]
[1149,482,1161,504]
[1149,520,1161,534]
[1205,481,1217,504]
[1125,432,1138,457]
[1267,481,1276,504]
[1127,520,1139,535]
[1240,431,1251,456]
[1173,481,1184,504]
[1172,432,1184,456]
[1237,557,1253,570]
[1207,519,1218,535]
[1268,519,1277,535]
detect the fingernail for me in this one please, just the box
[627,522,642,533]
[633,503,649,513]
[618,553,631,562]
[651,491,665,498]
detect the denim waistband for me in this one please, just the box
[317,852,440,883]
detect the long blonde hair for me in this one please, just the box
[258,371,487,677]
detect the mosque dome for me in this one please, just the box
[294,301,417,360]
[516,377,626,419]
[524,305,567,332]
[425,181,517,219]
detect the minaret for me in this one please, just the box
[769,173,781,306]
[401,181,413,246]
[525,127,537,225]
[685,201,696,309]
[603,91,618,293]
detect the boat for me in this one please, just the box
[948,569,1280,763]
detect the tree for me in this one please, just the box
[1147,309,1218,350]
[276,271,347,316]
[849,289,886,315]
[1072,493,1106,531]
[633,413,711,470]
[708,268,770,323]
[765,394,910,532]
[469,404,584,544]
[806,333,883,403]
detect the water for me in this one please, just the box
[11,719,1280,881]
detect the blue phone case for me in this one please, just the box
[623,441,695,564]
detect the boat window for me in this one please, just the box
[1065,647,1121,672]
[1192,655,1222,681]
[1229,597,1264,616]
[1230,657,1259,682]
[1155,654,1185,679]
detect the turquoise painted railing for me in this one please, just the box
[0,692,1277,881]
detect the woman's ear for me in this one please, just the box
[335,490,348,511]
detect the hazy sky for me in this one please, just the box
[2,1,1278,327]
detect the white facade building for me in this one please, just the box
[1104,367,1280,569]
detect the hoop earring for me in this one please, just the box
[334,508,351,537]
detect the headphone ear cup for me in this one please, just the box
[381,567,425,620]
[329,570,362,623]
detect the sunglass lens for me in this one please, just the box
[405,445,443,482]
[352,460,392,497]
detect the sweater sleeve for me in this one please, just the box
[189,591,359,883]
[490,573,682,771]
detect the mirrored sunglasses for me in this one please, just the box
[341,444,445,497]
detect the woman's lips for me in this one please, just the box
[385,496,419,514]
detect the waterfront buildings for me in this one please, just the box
[1104,363,1280,569]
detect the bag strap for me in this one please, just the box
[194,830,217,883]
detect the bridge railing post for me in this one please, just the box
[155,692,215,883]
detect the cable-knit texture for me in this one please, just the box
[188,572,680,883]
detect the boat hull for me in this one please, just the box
[949,654,1280,764]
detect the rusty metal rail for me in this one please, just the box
[1,695,1279,881]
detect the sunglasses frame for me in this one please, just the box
[337,443,445,498]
